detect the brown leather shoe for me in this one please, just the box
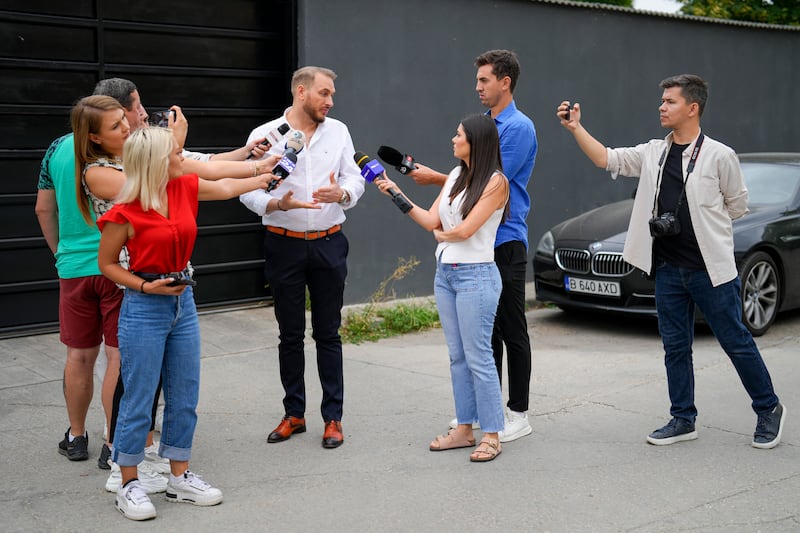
[322,420,344,448]
[267,415,306,443]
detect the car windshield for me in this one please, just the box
[741,162,800,206]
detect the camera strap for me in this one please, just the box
[652,133,705,216]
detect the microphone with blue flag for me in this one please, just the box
[354,151,412,213]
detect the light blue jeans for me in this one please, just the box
[435,261,504,433]
[112,287,201,466]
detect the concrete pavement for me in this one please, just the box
[1,298,798,532]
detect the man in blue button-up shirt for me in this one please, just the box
[411,50,538,442]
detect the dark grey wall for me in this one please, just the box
[297,0,800,304]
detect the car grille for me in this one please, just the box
[555,249,590,274]
[555,249,633,277]
[592,252,634,277]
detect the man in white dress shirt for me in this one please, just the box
[240,66,364,449]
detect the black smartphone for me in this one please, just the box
[564,103,571,121]
[165,271,196,286]
[167,278,196,287]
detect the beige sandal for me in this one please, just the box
[469,437,501,462]
[429,430,476,451]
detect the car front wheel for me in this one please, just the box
[739,251,780,337]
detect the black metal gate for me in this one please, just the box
[0,0,296,337]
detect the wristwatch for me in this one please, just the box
[338,189,350,204]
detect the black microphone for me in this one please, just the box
[266,152,298,192]
[354,151,413,214]
[377,145,417,175]
[247,122,291,160]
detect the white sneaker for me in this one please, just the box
[115,480,157,521]
[144,442,170,474]
[106,461,167,494]
[498,409,532,443]
[166,470,223,506]
[448,418,481,430]
[154,404,164,434]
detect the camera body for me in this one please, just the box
[150,109,175,128]
[649,212,680,238]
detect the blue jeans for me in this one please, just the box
[435,261,504,433]
[654,261,778,423]
[112,287,201,466]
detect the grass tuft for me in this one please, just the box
[340,257,440,344]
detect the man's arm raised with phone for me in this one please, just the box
[557,101,608,169]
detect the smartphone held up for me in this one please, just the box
[150,109,176,128]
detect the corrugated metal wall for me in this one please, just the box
[296,0,800,306]
[0,0,296,337]
[3,0,798,335]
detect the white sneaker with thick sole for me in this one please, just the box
[499,410,532,443]
[166,471,223,506]
[115,480,156,521]
[154,404,164,434]
[144,442,170,474]
[106,461,167,494]
[448,418,481,430]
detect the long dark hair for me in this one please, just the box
[449,114,508,220]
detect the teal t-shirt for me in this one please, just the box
[37,134,102,278]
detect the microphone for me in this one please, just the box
[354,151,413,214]
[266,152,298,192]
[247,122,291,160]
[378,145,417,175]
[265,133,306,192]
[284,130,305,157]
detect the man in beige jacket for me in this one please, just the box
[557,74,785,449]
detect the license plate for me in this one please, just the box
[564,276,621,298]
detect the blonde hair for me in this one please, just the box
[116,127,173,211]
[291,66,337,95]
[71,95,125,225]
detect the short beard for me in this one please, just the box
[303,101,326,124]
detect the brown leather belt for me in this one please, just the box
[265,224,342,240]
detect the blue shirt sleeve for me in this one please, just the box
[499,121,537,183]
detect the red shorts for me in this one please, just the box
[59,276,123,349]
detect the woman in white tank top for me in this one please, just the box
[377,114,509,462]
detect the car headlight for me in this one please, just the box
[536,231,554,257]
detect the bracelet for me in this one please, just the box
[276,198,287,211]
[140,280,147,293]
[251,162,258,177]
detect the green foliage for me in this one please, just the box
[379,302,440,334]
[341,300,440,344]
[340,257,441,344]
[581,0,799,25]
[678,0,800,25]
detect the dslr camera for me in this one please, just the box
[649,212,680,238]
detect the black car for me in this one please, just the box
[533,153,800,336]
